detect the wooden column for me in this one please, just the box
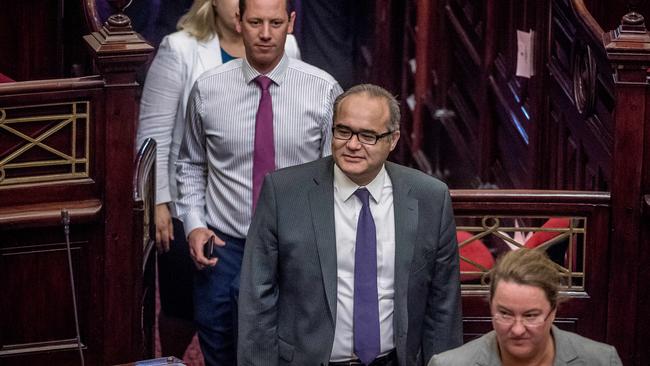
[603,12,650,365]
[411,0,434,155]
[83,12,153,365]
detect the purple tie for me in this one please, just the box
[252,75,275,212]
[353,188,380,365]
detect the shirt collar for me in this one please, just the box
[241,53,289,86]
[333,164,388,204]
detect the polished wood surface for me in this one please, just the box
[132,138,157,359]
[366,0,650,363]
[0,2,153,365]
[2,0,650,364]
[0,0,95,81]
[451,190,611,342]
[603,11,650,365]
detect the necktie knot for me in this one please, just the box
[354,188,371,207]
[254,75,273,91]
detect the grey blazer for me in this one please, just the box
[428,326,622,366]
[238,157,463,366]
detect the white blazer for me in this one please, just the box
[136,31,301,214]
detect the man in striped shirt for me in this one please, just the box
[174,0,342,364]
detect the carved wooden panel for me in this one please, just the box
[0,102,91,187]
[545,0,614,191]
[0,230,89,358]
[452,191,611,344]
[392,0,646,362]
[0,81,104,365]
[417,0,614,191]
[438,0,485,184]
[0,11,153,362]
[0,82,104,208]
[432,0,547,188]
[448,0,486,55]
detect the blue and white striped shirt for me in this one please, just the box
[176,54,342,238]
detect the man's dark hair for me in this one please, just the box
[239,0,293,20]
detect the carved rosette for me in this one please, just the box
[572,44,597,115]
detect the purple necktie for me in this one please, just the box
[252,75,275,212]
[353,188,381,365]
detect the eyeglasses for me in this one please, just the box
[332,125,393,145]
[492,310,553,327]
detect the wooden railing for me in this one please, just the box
[0,5,153,365]
[133,138,157,359]
[450,190,612,342]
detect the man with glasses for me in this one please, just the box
[429,248,622,366]
[238,84,463,365]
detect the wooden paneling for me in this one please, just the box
[0,0,63,81]
[452,190,611,343]
[602,12,650,363]
[545,0,614,191]
[0,82,100,365]
[0,229,90,356]
[378,0,649,363]
[0,0,95,81]
[354,0,403,93]
[399,0,614,191]
[0,83,104,208]
[0,6,154,365]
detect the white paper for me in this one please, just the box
[516,29,535,78]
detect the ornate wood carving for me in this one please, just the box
[0,102,91,187]
[573,45,597,114]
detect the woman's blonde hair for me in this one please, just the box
[177,0,220,42]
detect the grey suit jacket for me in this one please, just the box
[428,326,622,366]
[238,157,463,366]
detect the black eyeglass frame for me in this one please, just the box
[332,125,394,145]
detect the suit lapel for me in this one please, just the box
[387,163,419,338]
[196,36,222,76]
[477,331,503,366]
[552,326,580,365]
[309,158,337,325]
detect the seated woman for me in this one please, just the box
[429,249,621,366]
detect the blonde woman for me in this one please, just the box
[136,0,300,360]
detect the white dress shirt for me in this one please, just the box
[175,54,342,238]
[330,165,396,361]
[136,31,301,217]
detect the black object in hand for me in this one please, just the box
[203,236,214,259]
